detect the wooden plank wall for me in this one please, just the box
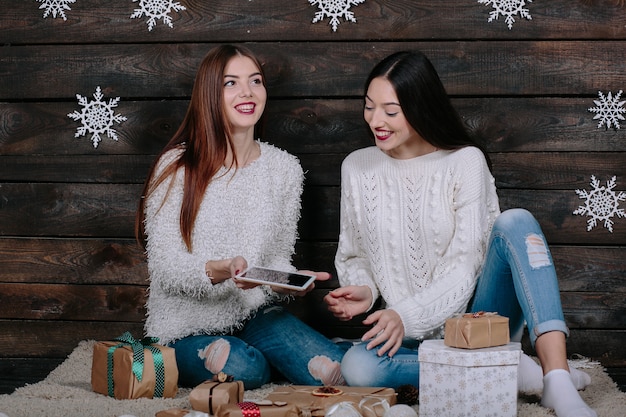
[1,0,626,393]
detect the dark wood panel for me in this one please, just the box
[493,153,626,189]
[1,183,625,244]
[552,246,626,292]
[0,283,146,321]
[0,320,145,358]
[2,1,625,44]
[0,101,184,156]
[460,98,626,153]
[2,42,626,100]
[0,155,155,183]
[1,150,625,192]
[3,98,625,157]
[497,189,626,245]
[0,238,147,285]
[0,358,64,395]
[561,292,626,329]
[0,183,142,237]
[563,329,626,367]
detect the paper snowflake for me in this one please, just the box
[309,0,366,32]
[573,175,625,232]
[130,0,186,31]
[477,0,532,30]
[588,90,626,130]
[67,86,127,148]
[36,0,76,20]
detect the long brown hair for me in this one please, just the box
[135,44,266,251]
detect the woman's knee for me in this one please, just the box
[173,336,270,389]
[341,344,384,387]
[494,208,536,232]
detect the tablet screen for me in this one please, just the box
[235,266,316,291]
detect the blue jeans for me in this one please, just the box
[170,305,347,389]
[341,209,569,388]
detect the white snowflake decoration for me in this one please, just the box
[573,175,625,233]
[588,90,626,130]
[477,0,532,30]
[67,86,127,148]
[130,0,186,31]
[37,0,76,20]
[309,0,366,32]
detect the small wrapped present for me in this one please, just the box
[326,398,392,417]
[266,386,396,417]
[419,340,521,417]
[444,311,510,349]
[189,374,244,414]
[358,397,392,417]
[155,409,208,417]
[91,331,178,400]
[216,401,299,417]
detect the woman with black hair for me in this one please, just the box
[325,50,595,417]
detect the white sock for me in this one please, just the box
[541,369,597,417]
[517,353,592,393]
[518,353,544,393]
[569,364,592,390]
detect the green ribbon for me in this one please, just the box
[106,331,166,398]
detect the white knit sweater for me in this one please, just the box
[144,141,304,344]
[335,146,501,339]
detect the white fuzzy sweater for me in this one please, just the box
[335,146,501,339]
[143,141,304,344]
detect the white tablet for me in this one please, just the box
[235,266,317,291]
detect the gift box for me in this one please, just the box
[189,378,244,414]
[325,398,393,417]
[444,311,510,349]
[91,332,178,400]
[215,401,299,417]
[266,385,396,417]
[419,340,521,417]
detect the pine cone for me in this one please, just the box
[396,384,419,405]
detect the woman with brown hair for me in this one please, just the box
[136,44,345,389]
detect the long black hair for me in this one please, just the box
[365,50,491,168]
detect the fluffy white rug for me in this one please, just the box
[0,340,624,417]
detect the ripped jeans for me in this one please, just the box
[470,208,569,346]
[340,208,569,388]
[169,305,347,389]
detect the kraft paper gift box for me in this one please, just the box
[189,378,244,414]
[419,340,521,417]
[215,401,299,417]
[444,311,510,349]
[266,385,396,417]
[91,331,178,400]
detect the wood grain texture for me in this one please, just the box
[2,42,626,100]
[3,98,625,157]
[2,1,626,44]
